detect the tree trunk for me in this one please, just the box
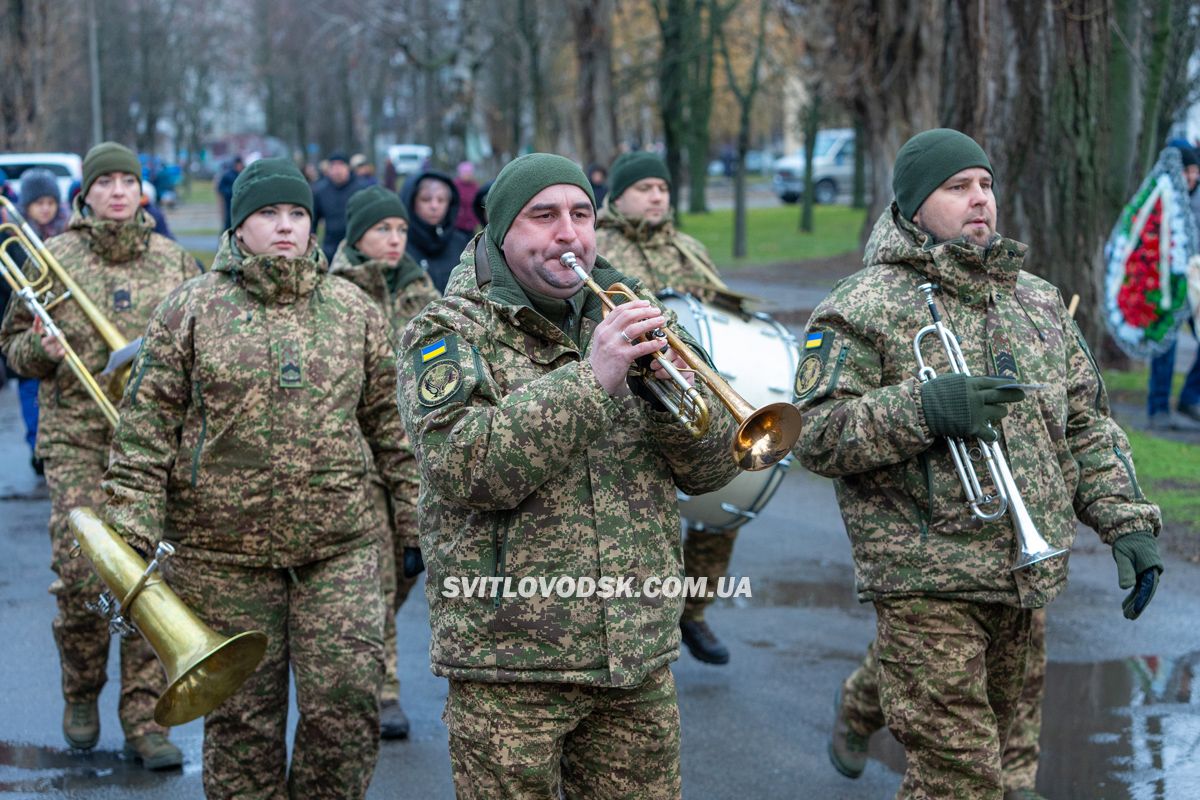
[655,0,691,204]
[800,90,819,233]
[686,1,722,214]
[570,0,617,168]
[1105,0,1143,218]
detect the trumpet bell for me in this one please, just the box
[734,402,804,472]
[68,507,268,726]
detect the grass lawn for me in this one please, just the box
[189,250,215,270]
[680,205,866,269]
[1103,368,1200,545]
[176,179,217,206]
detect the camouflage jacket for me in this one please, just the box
[398,237,739,687]
[794,204,1161,608]
[595,206,724,298]
[102,232,411,567]
[329,241,441,546]
[0,204,197,461]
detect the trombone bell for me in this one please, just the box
[69,507,268,726]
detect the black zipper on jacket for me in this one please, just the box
[819,344,850,399]
[1113,444,1144,500]
[492,517,509,610]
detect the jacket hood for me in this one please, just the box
[864,202,1028,307]
[401,170,462,256]
[211,230,326,305]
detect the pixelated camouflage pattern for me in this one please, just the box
[330,241,440,549]
[680,527,737,622]
[595,206,724,299]
[0,205,197,461]
[841,608,1046,791]
[163,544,383,800]
[874,596,1032,800]
[794,204,1161,608]
[102,231,412,568]
[45,454,167,740]
[370,480,419,703]
[398,240,739,688]
[445,665,681,799]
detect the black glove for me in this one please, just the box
[1112,531,1163,620]
[402,547,425,579]
[920,374,1025,443]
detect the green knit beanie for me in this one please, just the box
[82,142,142,199]
[486,153,596,248]
[345,186,408,248]
[609,152,671,202]
[892,129,993,220]
[230,158,314,232]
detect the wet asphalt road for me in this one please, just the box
[1,310,1198,797]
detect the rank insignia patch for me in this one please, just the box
[112,288,132,312]
[418,360,463,406]
[279,341,303,388]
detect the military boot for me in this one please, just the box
[63,700,100,750]
[123,733,183,770]
[1004,790,1048,800]
[829,688,868,778]
[680,619,730,665]
[380,699,410,740]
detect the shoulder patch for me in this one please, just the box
[417,360,463,407]
[794,329,834,400]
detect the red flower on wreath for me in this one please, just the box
[1117,200,1165,329]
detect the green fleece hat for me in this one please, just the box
[893,129,993,220]
[81,142,142,199]
[345,186,408,248]
[230,158,314,232]
[608,151,671,202]
[486,153,595,248]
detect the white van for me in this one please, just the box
[387,145,432,178]
[0,152,83,204]
[771,129,855,205]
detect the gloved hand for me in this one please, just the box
[1112,531,1163,620]
[402,547,425,579]
[920,373,1025,443]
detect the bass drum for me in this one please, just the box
[659,290,801,532]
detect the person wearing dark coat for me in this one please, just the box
[400,170,472,293]
[313,152,366,262]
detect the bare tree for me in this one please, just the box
[569,0,619,169]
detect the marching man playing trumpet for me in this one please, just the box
[397,154,739,798]
[0,142,196,767]
[794,129,1163,799]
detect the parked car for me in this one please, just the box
[387,144,432,177]
[772,129,855,204]
[0,152,83,204]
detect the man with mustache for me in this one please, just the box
[794,128,1163,799]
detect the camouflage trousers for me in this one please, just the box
[873,597,1033,800]
[444,665,681,800]
[164,543,384,800]
[371,483,419,704]
[840,608,1046,792]
[44,455,166,739]
[681,526,738,622]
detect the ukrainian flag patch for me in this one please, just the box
[421,338,448,362]
[805,331,824,349]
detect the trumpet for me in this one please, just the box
[913,282,1067,571]
[0,197,141,427]
[560,252,802,471]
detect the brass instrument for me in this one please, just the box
[0,196,141,428]
[560,252,802,471]
[913,283,1067,571]
[69,507,268,726]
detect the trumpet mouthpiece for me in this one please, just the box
[559,252,578,268]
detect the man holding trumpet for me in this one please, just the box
[397,153,738,798]
[794,128,1163,799]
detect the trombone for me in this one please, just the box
[913,282,1067,571]
[560,252,802,471]
[0,196,141,427]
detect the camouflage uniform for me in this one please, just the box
[102,232,410,799]
[595,206,734,625]
[795,204,1161,799]
[840,609,1046,792]
[0,204,196,741]
[398,237,739,798]
[330,242,439,704]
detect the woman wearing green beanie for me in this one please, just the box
[329,183,439,741]
[101,156,413,797]
[0,140,196,769]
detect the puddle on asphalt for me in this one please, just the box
[866,654,1200,799]
[0,742,186,792]
[721,571,864,612]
